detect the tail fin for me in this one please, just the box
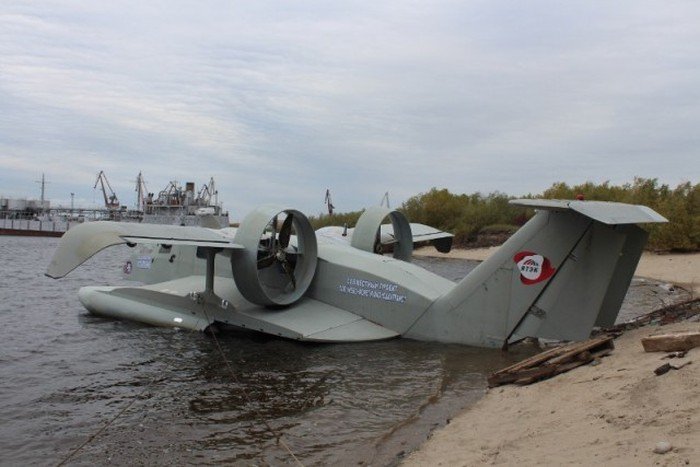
[405,199,667,348]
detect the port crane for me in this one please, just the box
[380,192,390,209]
[324,189,335,215]
[134,172,149,212]
[196,177,219,207]
[93,171,120,210]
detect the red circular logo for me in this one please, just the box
[513,251,555,285]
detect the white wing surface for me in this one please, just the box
[46,221,243,278]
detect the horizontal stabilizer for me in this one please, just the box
[510,199,668,224]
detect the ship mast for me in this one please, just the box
[35,173,48,213]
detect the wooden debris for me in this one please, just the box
[641,331,700,352]
[488,335,615,387]
[602,298,700,333]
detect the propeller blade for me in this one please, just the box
[269,216,278,250]
[279,213,294,249]
[282,260,296,290]
[285,250,298,266]
[373,228,383,254]
[257,254,276,269]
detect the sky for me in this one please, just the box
[1,1,698,220]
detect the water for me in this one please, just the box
[0,237,689,466]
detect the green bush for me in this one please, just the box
[480,224,519,234]
[309,179,698,251]
[308,210,364,230]
[537,178,699,251]
[400,188,530,245]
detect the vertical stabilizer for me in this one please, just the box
[405,200,666,348]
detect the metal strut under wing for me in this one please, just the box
[46,221,244,279]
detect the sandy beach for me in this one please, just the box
[404,248,699,466]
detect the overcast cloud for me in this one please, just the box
[1,1,698,218]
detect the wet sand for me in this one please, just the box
[405,248,700,466]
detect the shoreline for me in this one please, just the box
[403,248,699,465]
[403,319,699,466]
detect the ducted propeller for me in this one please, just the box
[256,212,298,289]
[232,207,317,307]
[351,207,413,261]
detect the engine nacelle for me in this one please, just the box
[231,206,317,307]
[351,207,413,261]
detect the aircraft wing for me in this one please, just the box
[46,221,243,279]
[79,275,399,342]
[317,223,454,253]
[380,222,454,253]
[232,298,400,342]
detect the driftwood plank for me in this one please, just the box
[590,348,613,359]
[642,331,700,352]
[493,343,575,375]
[547,336,614,365]
[515,359,590,385]
[489,366,556,386]
[514,366,559,385]
[488,335,615,387]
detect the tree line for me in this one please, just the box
[310,178,699,252]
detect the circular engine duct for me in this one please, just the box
[231,206,318,306]
[350,207,413,261]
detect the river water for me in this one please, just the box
[0,237,689,466]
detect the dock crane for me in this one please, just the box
[93,171,120,210]
[380,191,390,209]
[196,177,218,207]
[324,189,335,215]
[134,172,149,212]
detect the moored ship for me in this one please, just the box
[1,172,229,237]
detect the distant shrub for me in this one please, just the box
[308,210,364,230]
[480,224,519,234]
[537,178,699,252]
[399,188,530,246]
[311,179,698,251]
